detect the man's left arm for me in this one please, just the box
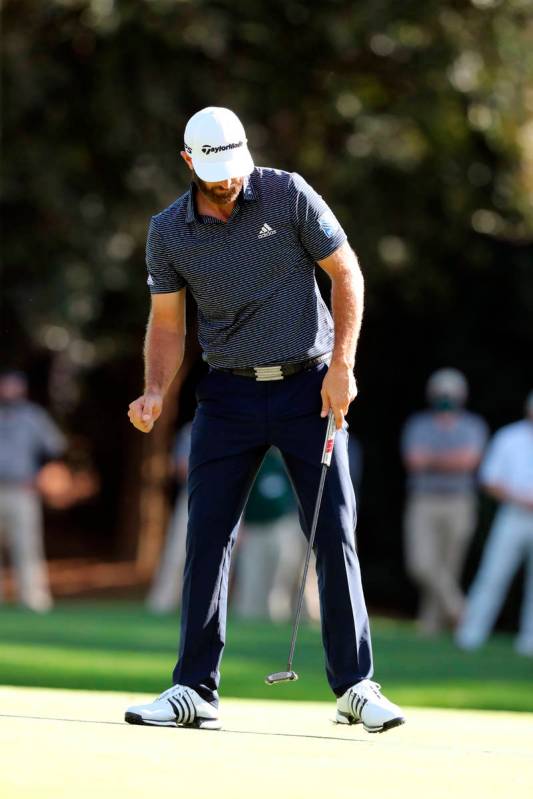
[33,407,67,461]
[318,240,364,428]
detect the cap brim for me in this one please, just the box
[192,150,254,182]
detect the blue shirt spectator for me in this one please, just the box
[0,372,66,484]
[402,410,489,494]
[401,368,489,635]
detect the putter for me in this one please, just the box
[265,409,337,685]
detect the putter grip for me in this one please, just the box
[321,409,337,467]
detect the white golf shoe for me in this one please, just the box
[125,684,221,730]
[336,680,405,733]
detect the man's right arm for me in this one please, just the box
[128,289,186,433]
[482,480,533,511]
[401,418,430,472]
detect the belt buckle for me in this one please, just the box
[253,365,284,381]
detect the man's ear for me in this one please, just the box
[180,151,194,171]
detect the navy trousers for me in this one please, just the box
[172,362,373,705]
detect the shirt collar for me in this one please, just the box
[242,173,257,201]
[185,172,257,224]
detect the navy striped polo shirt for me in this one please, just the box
[145,167,346,369]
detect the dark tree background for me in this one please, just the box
[2,0,532,613]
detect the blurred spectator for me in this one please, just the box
[235,435,362,622]
[456,390,533,656]
[36,458,99,510]
[233,448,304,621]
[146,422,192,613]
[0,370,66,611]
[401,368,488,635]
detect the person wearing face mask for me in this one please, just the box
[401,368,489,635]
[0,369,66,611]
[456,390,533,656]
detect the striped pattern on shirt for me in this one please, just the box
[145,167,346,369]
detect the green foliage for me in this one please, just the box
[3,0,532,353]
[2,0,532,610]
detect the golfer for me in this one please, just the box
[126,107,405,733]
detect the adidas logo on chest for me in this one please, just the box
[258,222,277,239]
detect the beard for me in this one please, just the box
[193,170,243,206]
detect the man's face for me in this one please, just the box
[192,169,243,206]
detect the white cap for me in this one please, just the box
[184,107,254,182]
[426,368,468,403]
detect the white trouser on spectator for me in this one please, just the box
[404,492,477,633]
[0,486,53,611]
[232,514,320,622]
[456,504,533,652]
[146,487,188,613]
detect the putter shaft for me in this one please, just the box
[285,463,327,672]
[266,411,337,685]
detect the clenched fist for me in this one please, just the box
[128,391,163,433]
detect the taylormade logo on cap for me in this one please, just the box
[201,141,243,155]
[184,107,254,182]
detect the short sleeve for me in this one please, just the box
[30,407,67,459]
[401,416,426,456]
[146,217,186,294]
[479,431,509,486]
[466,416,489,453]
[289,172,347,261]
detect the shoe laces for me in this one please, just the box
[157,685,187,702]
[353,679,382,698]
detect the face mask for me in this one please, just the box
[431,395,460,412]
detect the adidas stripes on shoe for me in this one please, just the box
[125,684,221,730]
[336,680,405,733]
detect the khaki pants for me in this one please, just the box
[404,492,477,633]
[146,488,188,613]
[0,486,53,611]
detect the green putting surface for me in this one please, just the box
[1,686,532,799]
[0,601,532,712]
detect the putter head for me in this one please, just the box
[265,670,299,685]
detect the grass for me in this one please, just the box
[0,601,531,711]
[3,692,532,799]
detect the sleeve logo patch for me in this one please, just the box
[318,210,340,238]
[147,274,154,286]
